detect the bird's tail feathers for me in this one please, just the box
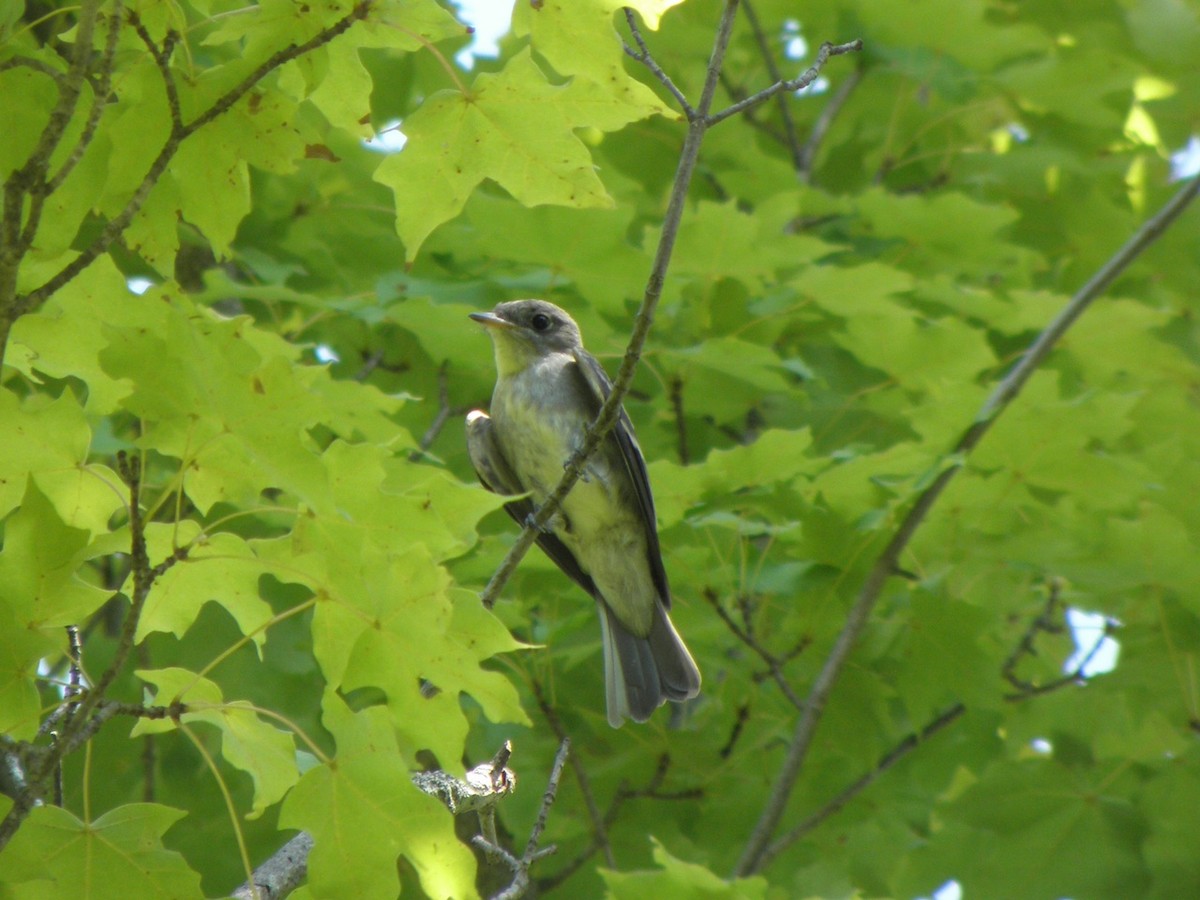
[599,602,701,728]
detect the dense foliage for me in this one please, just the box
[2,0,1199,897]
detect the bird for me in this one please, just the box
[466,299,701,727]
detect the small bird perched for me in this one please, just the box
[466,300,701,727]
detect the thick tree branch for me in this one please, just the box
[231,832,314,900]
[734,173,1200,876]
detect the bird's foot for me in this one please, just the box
[524,510,563,535]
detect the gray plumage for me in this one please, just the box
[466,299,701,726]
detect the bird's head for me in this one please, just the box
[470,300,583,375]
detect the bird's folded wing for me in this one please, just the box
[570,350,671,606]
[466,409,600,600]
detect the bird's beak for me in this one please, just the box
[469,311,515,330]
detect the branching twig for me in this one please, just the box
[708,39,863,127]
[410,362,468,461]
[128,11,183,132]
[734,171,1200,878]
[538,751,700,892]
[233,742,522,900]
[757,597,1117,865]
[621,8,694,118]
[702,589,807,710]
[1001,579,1066,694]
[474,738,569,900]
[759,703,967,867]
[45,0,124,195]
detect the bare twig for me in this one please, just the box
[1001,579,1066,694]
[708,40,864,127]
[45,1,124,194]
[759,703,967,867]
[474,738,569,900]
[128,11,183,132]
[758,598,1117,865]
[53,624,86,805]
[668,376,689,464]
[621,8,694,118]
[718,703,751,759]
[734,172,1200,876]
[0,56,67,81]
[538,751,700,892]
[410,362,468,460]
[1,1,103,357]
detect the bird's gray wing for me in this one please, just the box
[465,409,600,599]
[570,349,671,606]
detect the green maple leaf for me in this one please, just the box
[379,47,646,259]
[0,802,203,899]
[281,698,478,900]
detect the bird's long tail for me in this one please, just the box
[600,602,701,727]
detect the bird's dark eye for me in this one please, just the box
[530,313,552,332]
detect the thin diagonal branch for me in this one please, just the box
[740,0,803,169]
[734,172,1200,876]
[45,1,124,195]
[759,597,1117,866]
[798,68,862,181]
[128,12,182,132]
